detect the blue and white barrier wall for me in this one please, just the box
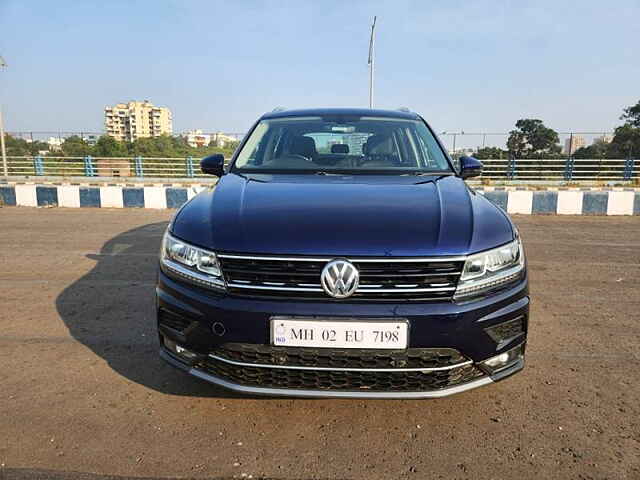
[1,182,639,215]
[0,182,209,209]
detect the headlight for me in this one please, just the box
[455,238,525,299]
[160,231,225,290]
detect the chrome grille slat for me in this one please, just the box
[217,254,467,262]
[219,254,465,301]
[226,283,456,293]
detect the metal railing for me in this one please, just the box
[6,131,246,142]
[3,156,214,179]
[480,158,636,182]
[1,155,637,183]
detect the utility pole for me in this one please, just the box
[0,106,7,178]
[367,16,377,109]
[568,132,573,157]
[0,55,7,178]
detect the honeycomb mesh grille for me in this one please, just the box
[201,357,485,392]
[212,343,469,370]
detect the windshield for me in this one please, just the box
[232,115,452,174]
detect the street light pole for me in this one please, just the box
[0,55,7,178]
[367,16,377,109]
[0,105,7,178]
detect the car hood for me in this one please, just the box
[171,173,514,257]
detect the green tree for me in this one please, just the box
[2,134,47,156]
[93,135,128,157]
[609,124,640,158]
[620,99,640,128]
[90,133,238,159]
[573,143,609,159]
[474,147,508,159]
[29,140,49,155]
[61,135,92,157]
[507,119,561,158]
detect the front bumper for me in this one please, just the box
[156,270,528,398]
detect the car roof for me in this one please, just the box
[260,107,420,120]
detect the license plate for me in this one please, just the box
[271,317,408,349]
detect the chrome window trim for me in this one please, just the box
[208,353,472,372]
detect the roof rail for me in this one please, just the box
[397,107,411,113]
[271,107,287,113]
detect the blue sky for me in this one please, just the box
[1,0,639,147]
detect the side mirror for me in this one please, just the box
[201,154,225,177]
[459,156,483,179]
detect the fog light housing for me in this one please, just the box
[480,343,524,374]
[163,337,199,362]
[485,316,526,349]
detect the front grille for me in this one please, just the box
[195,343,484,392]
[218,254,464,301]
[201,355,484,392]
[212,343,469,370]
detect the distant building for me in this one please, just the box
[563,135,586,155]
[593,134,613,145]
[211,132,239,148]
[344,133,369,155]
[82,134,99,146]
[47,137,63,152]
[449,148,475,157]
[184,129,211,148]
[105,100,172,142]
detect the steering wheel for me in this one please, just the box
[263,154,316,169]
[359,153,399,167]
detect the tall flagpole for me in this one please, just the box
[368,16,376,109]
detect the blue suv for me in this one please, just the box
[157,108,528,398]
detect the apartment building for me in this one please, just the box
[563,135,586,155]
[47,137,63,151]
[105,100,173,142]
[593,134,613,145]
[211,132,239,148]
[184,129,211,148]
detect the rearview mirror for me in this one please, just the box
[459,156,483,179]
[201,154,225,177]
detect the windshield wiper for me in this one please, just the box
[412,172,455,185]
[403,171,454,176]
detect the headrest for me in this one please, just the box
[331,144,349,154]
[363,134,393,155]
[290,136,317,158]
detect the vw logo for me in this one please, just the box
[321,259,360,299]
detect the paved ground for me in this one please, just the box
[0,208,639,480]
